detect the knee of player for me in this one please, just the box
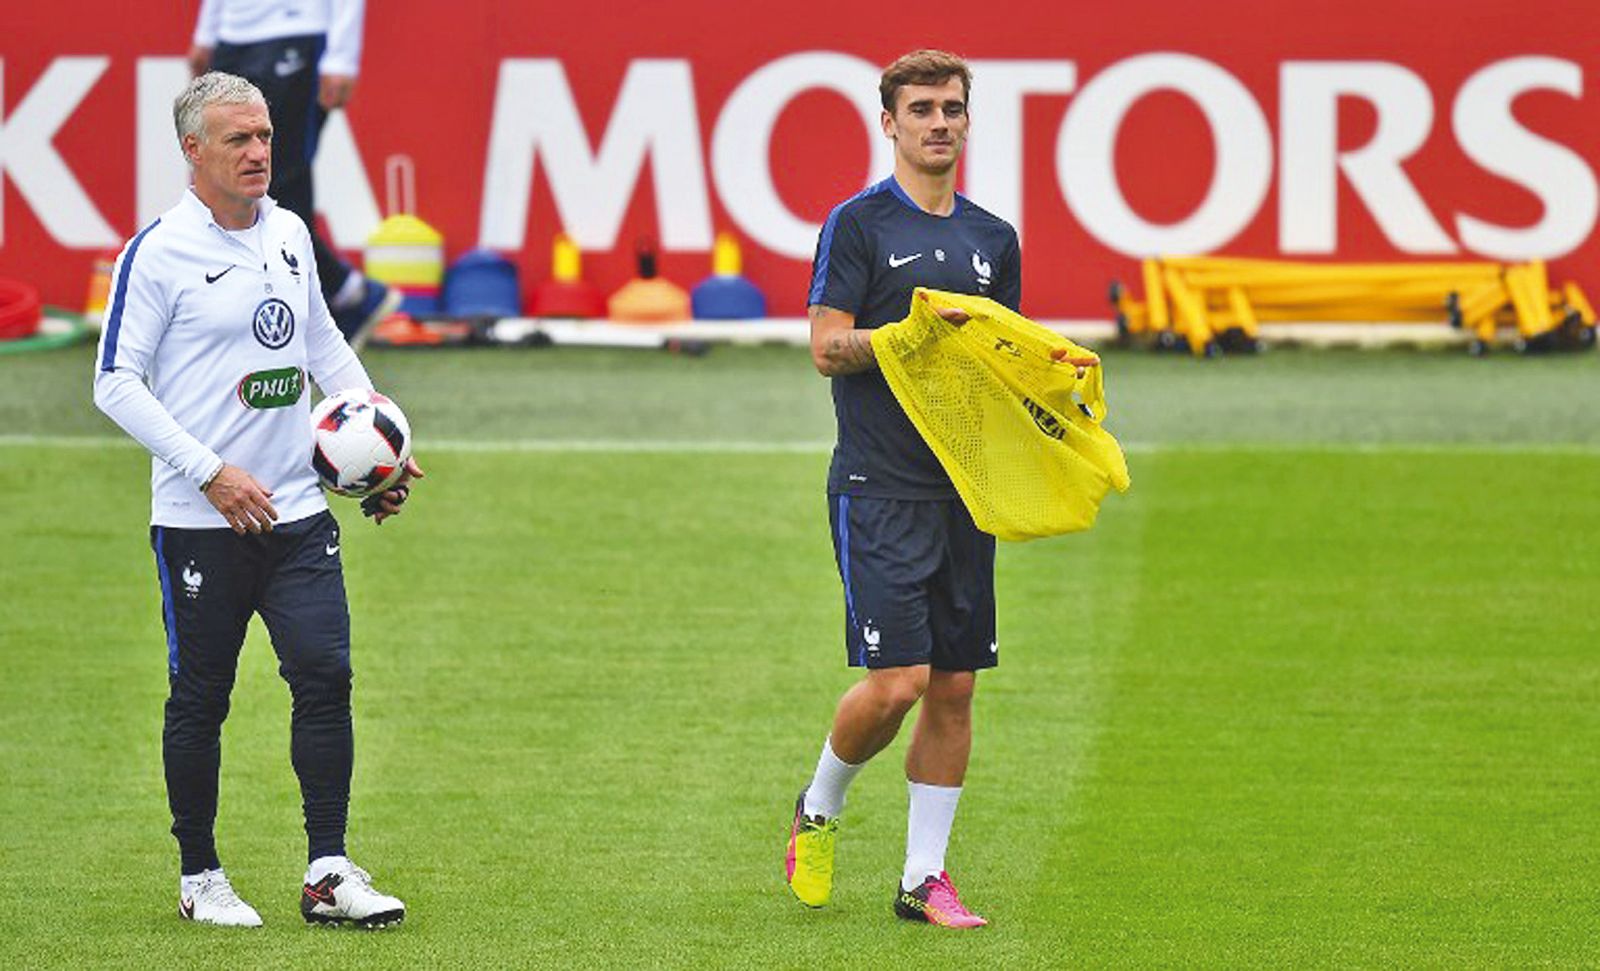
[167,670,237,706]
[281,658,352,695]
[927,671,977,710]
[288,679,353,719]
[165,690,234,729]
[870,666,931,713]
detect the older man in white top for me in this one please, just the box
[95,71,419,928]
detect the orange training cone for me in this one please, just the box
[608,237,690,323]
[84,250,118,327]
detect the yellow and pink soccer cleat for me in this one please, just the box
[785,793,839,908]
[894,871,987,928]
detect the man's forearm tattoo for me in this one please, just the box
[825,329,876,373]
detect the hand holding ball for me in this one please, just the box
[309,389,413,497]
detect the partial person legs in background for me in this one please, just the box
[210,37,397,348]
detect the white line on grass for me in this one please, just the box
[1119,440,1600,456]
[0,435,835,454]
[424,438,837,454]
[3,435,1599,455]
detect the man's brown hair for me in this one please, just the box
[879,49,972,113]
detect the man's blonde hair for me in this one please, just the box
[879,50,972,113]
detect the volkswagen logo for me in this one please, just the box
[252,298,296,349]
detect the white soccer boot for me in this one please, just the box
[301,857,406,928]
[179,869,263,927]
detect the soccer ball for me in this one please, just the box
[309,389,413,497]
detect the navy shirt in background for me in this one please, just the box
[809,176,1022,499]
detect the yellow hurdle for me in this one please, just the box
[1562,282,1595,324]
[1111,255,1595,356]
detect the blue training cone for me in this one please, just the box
[691,232,766,320]
[442,249,521,318]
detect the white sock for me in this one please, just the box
[903,781,963,891]
[306,855,350,884]
[802,737,864,819]
[330,272,366,310]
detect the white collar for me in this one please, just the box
[180,187,278,230]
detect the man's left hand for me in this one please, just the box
[362,456,425,524]
[319,74,356,110]
[1051,346,1099,379]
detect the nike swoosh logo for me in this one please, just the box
[888,253,922,268]
[326,543,340,556]
[180,897,195,919]
[205,266,235,284]
[274,60,302,78]
[303,884,337,905]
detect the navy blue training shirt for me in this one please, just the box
[809,176,1022,499]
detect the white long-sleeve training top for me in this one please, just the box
[94,190,372,528]
[192,0,367,78]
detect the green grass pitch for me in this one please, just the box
[1,343,1597,967]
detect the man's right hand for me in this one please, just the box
[202,464,278,534]
[187,45,213,77]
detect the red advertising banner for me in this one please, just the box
[3,0,1597,318]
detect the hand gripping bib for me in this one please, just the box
[870,288,1131,540]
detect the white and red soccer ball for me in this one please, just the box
[309,389,413,497]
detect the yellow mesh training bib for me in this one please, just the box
[870,288,1131,541]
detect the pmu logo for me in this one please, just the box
[252,298,295,349]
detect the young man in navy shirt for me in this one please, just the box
[785,49,1020,928]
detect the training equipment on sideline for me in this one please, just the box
[309,390,413,497]
[1111,255,1598,357]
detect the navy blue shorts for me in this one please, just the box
[829,495,997,671]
